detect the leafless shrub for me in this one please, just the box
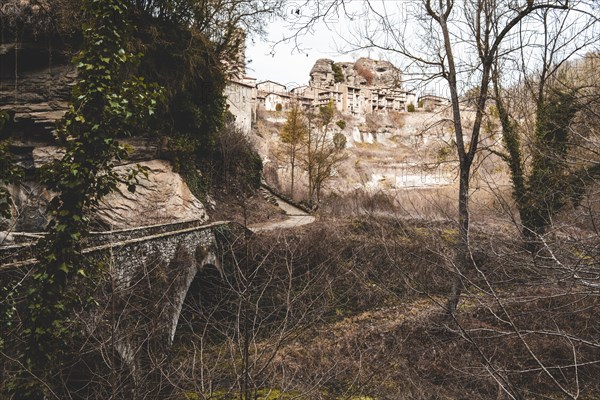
[3,208,599,399]
[364,113,380,133]
[388,110,405,127]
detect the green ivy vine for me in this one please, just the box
[16,0,163,396]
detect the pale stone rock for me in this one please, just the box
[32,146,65,168]
[0,231,15,244]
[94,160,208,229]
[7,182,53,232]
[309,57,401,89]
[30,138,159,170]
[353,58,400,87]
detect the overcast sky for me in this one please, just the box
[244,1,385,89]
[245,17,350,88]
[244,1,432,93]
[244,1,598,96]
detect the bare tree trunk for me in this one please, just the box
[448,167,471,315]
[290,148,295,198]
[434,7,474,316]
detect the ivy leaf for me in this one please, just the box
[58,263,69,273]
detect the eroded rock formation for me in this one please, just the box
[309,57,401,88]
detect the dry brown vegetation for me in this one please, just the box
[387,110,405,128]
[2,187,599,399]
[363,113,381,133]
[207,189,286,225]
[166,195,600,399]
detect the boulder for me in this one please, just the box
[94,160,208,229]
[4,159,207,232]
[353,58,400,87]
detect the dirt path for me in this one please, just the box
[250,197,315,232]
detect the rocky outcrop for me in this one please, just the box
[353,58,400,87]
[309,58,336,86]
[309,57,401,88]
[4,159,207,232]
[94,160,208,229]
[31,146,65,168]
[0,43,75,138]
[1,37,207,232]
[9,137,161,173]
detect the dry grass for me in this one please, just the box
[254,217,600,399]
[320,181,517,229]
[171,214,600,399]
[364,113,381,133]
[264,284,600,399]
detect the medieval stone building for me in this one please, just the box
[227,57,421,133]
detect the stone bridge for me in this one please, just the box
[0,219,248,382]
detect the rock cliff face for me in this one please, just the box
[0,42,75,139]
[1,40,208,233]
[309,57,401,88]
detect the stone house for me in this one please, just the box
[224,77,257,133]
[341,85,365,114]
[227,58,419,120]
[314,87,344,111]
[256,80,286,94]
[258,91,293,112]
[419,94,451,111]
[309,58,415,114]
[256,80,293,111]
[288,86,314,109]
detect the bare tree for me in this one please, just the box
[309,0,580,314]
[280,101,308,198]
[491,8,600,244]
[301,101,346,204]
[172,226,349,399]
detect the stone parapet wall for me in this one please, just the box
[0,220,233,270]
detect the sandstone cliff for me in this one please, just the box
[0,40,75,140]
